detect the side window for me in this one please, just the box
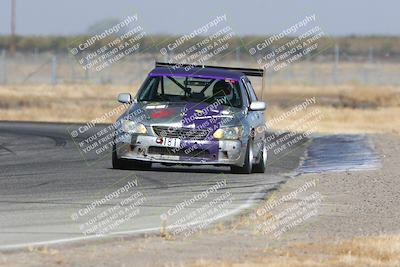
[139,77,159,101]
[246,81,258,101]
[241,78,251,107]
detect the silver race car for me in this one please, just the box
[112,62,267,174]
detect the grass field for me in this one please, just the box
[188,235,400,267]
[1,83,399,135]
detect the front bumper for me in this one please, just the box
[115,134,246,166]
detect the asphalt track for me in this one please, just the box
[0,121,308,250]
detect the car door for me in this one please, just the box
[242,77,265,156]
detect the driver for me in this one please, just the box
[212,80,234,102]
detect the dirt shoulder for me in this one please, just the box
[1,133,399,267]
[276,133,400,243]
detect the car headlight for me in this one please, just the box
[213,126,243,140]
[121,120,147,134]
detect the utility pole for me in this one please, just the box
[10,0,16,56]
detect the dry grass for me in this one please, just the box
[267,105,400,135]
[262,83,400,135]
[262,83,400,108]
[0,84,139,122]
[0,83,399,135]
[187,235,400,267]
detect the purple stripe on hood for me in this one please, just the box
[180,102,223,161]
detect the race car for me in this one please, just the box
[112,62,267,174]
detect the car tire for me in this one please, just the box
[112,144,152,170]
[253,141,267,173]
[230,140,253,174]
[112,145,127,169]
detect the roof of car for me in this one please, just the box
[149,66,245,81]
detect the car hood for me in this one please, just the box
[122,101,244,127]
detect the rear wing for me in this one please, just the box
[155,61,264,77]
[155,61,266,100]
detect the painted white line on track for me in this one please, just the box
[0,182,272,251]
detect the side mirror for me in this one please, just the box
[117,93,132,104]
[249,101,266,111]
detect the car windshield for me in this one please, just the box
[137,75,242,108]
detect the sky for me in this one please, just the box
[0,0,397,36]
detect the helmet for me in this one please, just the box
[213,80,233,98]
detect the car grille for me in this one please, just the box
[152,126,209,140]
[148,146,210,158]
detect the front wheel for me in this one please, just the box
[112,145,152,170]
[112,145,127,169]
[253,141,267,173]
[230,140,253,174]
